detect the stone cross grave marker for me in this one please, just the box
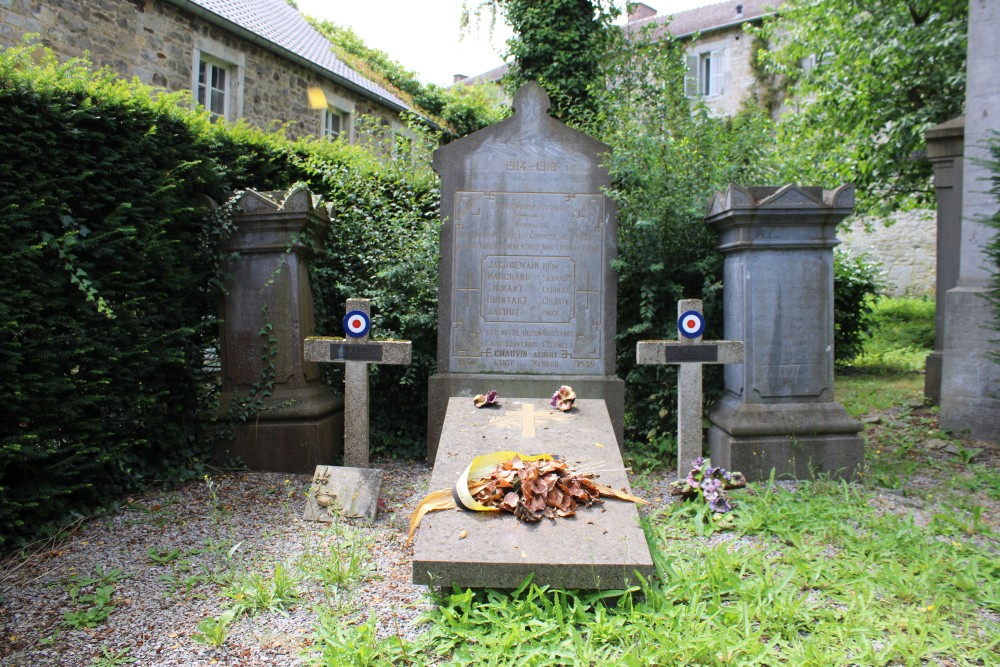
[302,298,411,521]
[636,299,744,476]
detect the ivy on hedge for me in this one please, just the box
[0,43,440,547]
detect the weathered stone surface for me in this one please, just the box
[304,465,383,522]
[705,185,864,481]
[938,0,1000,443]
[413,397,654,589]
[215,188,343,473]
[304,298,412,469]
[427,82,624,459]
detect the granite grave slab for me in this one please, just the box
[413,397,655,589]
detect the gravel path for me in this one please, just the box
[1,459,435,667]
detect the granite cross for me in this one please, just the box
[636,299,744,477]
[303,298,412,468]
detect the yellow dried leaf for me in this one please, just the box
[406,488,456,545]
[593,482,650,505]
[594,442,606,448]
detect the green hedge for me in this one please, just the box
[0,44,440,547]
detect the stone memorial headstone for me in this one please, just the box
[705,185,865,480]
[637,299,744,475]
[303,298,411,521]
[216,188,343,473]
[415,83,651,589]
[426,82,624,461]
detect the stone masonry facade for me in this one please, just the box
[0,0,403,141]
[840,210,936,297]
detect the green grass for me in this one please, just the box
[836,296,935,418]
[305,295,1000,665]
[309,479,999,666]
[848,296,935,373]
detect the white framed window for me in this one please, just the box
[323,107,348,141]
[197,57,229,120]
[191,37,244,122]
[685,47,727,98]
[317,90,355,143]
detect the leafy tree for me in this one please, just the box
[755,0,968,215]
[592,26,778,454]
[464,0,621,124]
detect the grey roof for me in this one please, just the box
[628,0,775,39]
[167,0,411,112]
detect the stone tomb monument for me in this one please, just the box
[415,83,651,589]
[426,82,625,461]
[303,298,412,521]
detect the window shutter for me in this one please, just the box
[710,49,725,96]
[684,54,699,97]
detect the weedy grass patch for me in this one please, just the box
[309,475,998,666]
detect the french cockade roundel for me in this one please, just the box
[343,310,371,338]
[678,310,705,339]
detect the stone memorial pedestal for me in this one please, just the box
[923,117,964,404]
[705,185,864,481]
[413,397,654,589]
[216,188,342,473]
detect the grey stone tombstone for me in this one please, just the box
[705,185,865,481]
[938,0,1000,442]
[414,83,651,589]
[302,298,412,521]
[923,117,964,404]
[216,188,343,473]
[637,299,744,475]
[426,81,624,462]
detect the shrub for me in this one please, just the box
[833,249,887,363]
[0,43,440,546]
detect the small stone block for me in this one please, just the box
[413,397,655,589]
[303,465,383,522]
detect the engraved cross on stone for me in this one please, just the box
[636,299,744,477]
[303,298,412,468]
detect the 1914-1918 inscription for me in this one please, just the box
[449,191,606,375]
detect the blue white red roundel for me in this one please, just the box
[343,310,370,338]
[678,310,705,339]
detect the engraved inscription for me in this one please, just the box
[450,191,606,375]
[328,343,383,363]
[663,345,719,363]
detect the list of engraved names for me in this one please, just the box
[450,191,606,375]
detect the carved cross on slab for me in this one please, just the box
[636,299,744,477]
[302,298,411,521]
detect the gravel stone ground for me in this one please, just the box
[0,459,435,667]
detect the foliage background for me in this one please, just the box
[0,44,440,547]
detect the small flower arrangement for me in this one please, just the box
[550,385,576,412]
[473,390,499,408]
[669,457,746,513]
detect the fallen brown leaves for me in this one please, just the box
[471,456,643,522]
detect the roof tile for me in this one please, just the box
[181,0,410,110]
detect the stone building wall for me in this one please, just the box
[0,0,401,141]
[687,25,758,117]
[839,209,936,297]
